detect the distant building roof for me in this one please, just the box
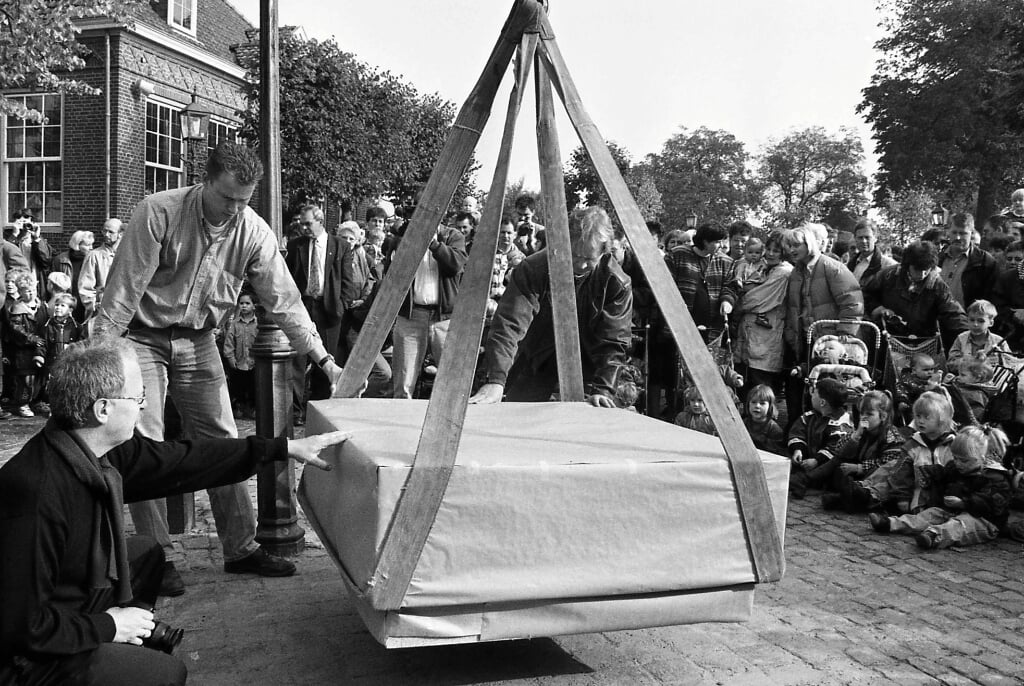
[131,0,253,63]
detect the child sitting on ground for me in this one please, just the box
[675,386,717,436]
[845,391,956,514]
[743,384,784,453]
[946,299,1010,373]
[822,391,905,511]
[787,377,855,498]
[869,425,1012,550]
[895,352,941,421]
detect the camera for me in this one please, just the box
[142,620,185,655]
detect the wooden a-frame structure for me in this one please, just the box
[336,0,784,613]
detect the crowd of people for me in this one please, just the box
[642,207,1024,558]
[4,138,1024,682]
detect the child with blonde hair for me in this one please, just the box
[743,384,783,453]
[846,391,956,514]
[870,425,1012,549]
[946,299,1009,373]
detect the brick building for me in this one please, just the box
[1,0,253,247]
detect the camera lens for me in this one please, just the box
[142,620,185,655]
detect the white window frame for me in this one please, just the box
[144,95,184,196]
[1,93,62,232]
[167,0,198,37]
[206,118,240,156]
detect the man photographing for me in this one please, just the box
[0,338,347,685]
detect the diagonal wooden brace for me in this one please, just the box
[536,57,584,402]
[536,26,785,583]
[366,33,540,611]
[335,0,548,399]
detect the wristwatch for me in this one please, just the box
[317,353,335,369]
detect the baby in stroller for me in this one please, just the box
[895,353,941,420]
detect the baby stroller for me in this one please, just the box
[949,350,1024,428]
[676,318,743,411]
[881,315,946,401]
[801,319,881,413]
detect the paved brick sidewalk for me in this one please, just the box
[4,415,1024,685]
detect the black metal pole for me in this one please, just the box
[254,0,304,555]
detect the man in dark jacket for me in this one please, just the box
[469,207,633,407]
[938,213,997,310]
[863,240,968,350]
[0,338,344,685]
[847,219,896,286]
[387,222,467,398]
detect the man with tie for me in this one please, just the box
[285,204,347,423]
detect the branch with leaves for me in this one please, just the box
[0,0,140,121]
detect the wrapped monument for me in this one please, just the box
[298,399,789,648]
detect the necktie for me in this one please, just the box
[309,241,322,298]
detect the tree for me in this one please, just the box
[755,126,868,227]
[627,170,663,223]
[859,0,1024,220]
[562,141,632,212]
[237,30,475,213]
[877,187,939,248]
[0,0,140,121]
[644,127,755,229]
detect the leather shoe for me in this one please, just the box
[869,512,891,533]
[159,562,186,597]
[224,547,296,577]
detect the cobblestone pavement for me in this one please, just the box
[3,415,1024,685]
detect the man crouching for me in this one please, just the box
[0,338,347,685]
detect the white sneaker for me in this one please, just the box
[17,405,34,418]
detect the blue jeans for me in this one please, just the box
[126,327,258,564]
[889,507,1000,548]
[392,307,446,399]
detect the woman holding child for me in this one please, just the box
[735,231,792,395]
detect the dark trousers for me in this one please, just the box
[292,297,341,414]
[505,355,560,402]
[4,537,187,686]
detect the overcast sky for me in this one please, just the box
[229,0,885,192]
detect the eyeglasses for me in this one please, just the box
[106,387,146,407]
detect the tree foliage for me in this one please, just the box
[237,29,475,211]
[877,187,938,248]
[643,127,755,230]
[0,0,140,121]
[562,141,632,212]
[859,0,1024,220]
[755,126,868,227]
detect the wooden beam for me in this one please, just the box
[537,29,784,583]
[535,59,584,402]
[335,0,549,398]
[367,34,540,611]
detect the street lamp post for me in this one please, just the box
[178,88,212,185]
[685,212,698,230]
[931,204,947,228]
